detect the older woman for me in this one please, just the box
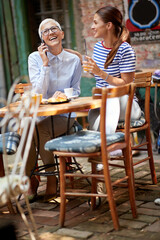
[26,18,81,202]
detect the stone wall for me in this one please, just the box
[76,0,160,70]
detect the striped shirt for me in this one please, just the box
[93,41,136,88]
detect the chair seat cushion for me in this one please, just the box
[0,132,20,154]
[117,111,145,128]
[45,130,124,153]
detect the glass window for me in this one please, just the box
[28,0,71,50]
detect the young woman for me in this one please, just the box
[66,6,141,134]
[83,5,141,133]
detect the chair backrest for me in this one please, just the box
[134,71,152,86]
[0,79,40,181]
[14,83,32,95]
[92,83,135,150]
[0,77,40,240]
[134,72,152,123]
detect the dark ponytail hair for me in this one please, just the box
[96,6,130,69]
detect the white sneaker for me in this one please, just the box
[154,198,160,205]
[96,164,103,171]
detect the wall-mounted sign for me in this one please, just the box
[124,0,160,43]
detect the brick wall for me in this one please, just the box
[78,0,160,70]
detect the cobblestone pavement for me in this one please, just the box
[0,150,160,240]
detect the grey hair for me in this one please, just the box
[38,18,62,38]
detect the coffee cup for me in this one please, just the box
[64,88,73,98]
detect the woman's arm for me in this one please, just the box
[98,70,134,86]
[28,53,50,96]
[70,57,82,96]
[85,56,134,86]
[64,49,82,64]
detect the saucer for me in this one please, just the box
[68,95,79,100]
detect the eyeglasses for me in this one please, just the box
[41,26,60,36]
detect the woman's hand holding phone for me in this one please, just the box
[38,42,49,66]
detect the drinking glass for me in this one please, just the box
[82,55,90,73]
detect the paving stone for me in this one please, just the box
[20,226,62,240]
[37,225,59,234]
[135,190,160,202]
[30,202,58,210]
[40,232,75,240]
[138,185,160,191]
[32,209,59,218]
[111,229,160,239]
[3,152,160,240]
[135,179,153,185]
[91,211,112,223]
[117,200,132,207]
[18,226,56,240]
[66,198,88,210]
[119,218,147,229]
[64,206,108,228]
[56,228,93,239]
[21,232,77,240]
[65,206,89,221]
[33,215,59,226]
[112,171,126,178]
[114,188,129,198]
[74,221,114,233]
[90,234,133,240]
[110,168,124,176]
[41,232,78,240]
[120,213,158,223]
[79,201,92,208]
[40,228,66,240]
[143,220,160,232]
[134,171,149,179]
[140,202,160,210]
[144,172,160,179]
[0,213,22,221]
[135,200,145,206]
[65,214,90,228]
[138,207,160,217]
[133,163,146,170]
[116,201,132,212]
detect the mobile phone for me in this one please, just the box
[41,38,45,44]
[41,38,47,56]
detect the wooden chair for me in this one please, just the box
[0,79,40,239]
[14,82,44,184]
[75,110,89,129]
[117,72,157,184]
[45,83,137,230]
[0,133,20,214]
[14,83,84,188]
[14,82,32,95]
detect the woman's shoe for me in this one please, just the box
[43,193,57,203]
